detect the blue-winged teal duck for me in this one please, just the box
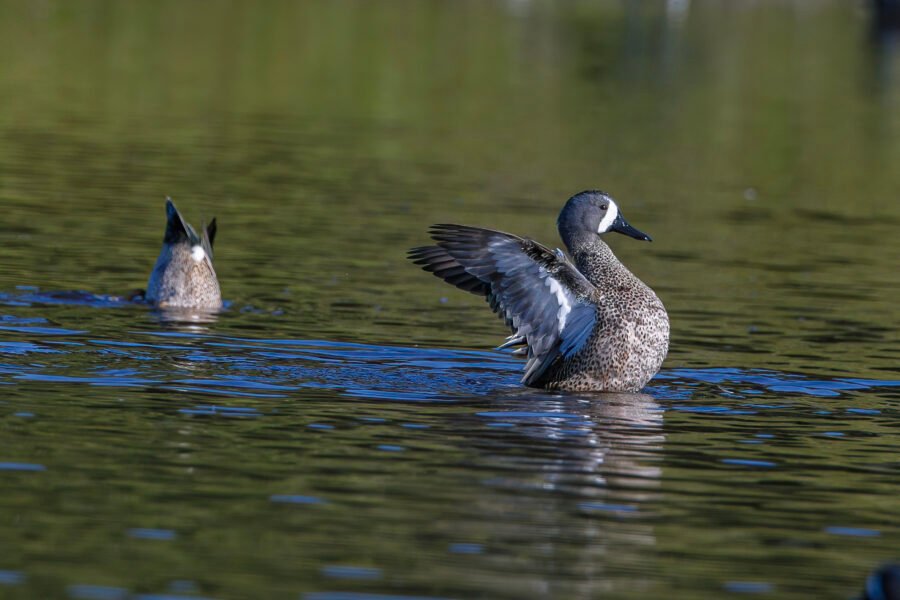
[146,199,222,310]
[409,190,669,392]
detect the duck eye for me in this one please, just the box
[600,204,608,210]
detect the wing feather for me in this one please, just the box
[408,224,599,386]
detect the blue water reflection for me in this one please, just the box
[1,308,898,598]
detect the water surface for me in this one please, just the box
[1,1,899,599]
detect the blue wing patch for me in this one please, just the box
[559,303,596,359]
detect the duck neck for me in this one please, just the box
[564,231,633,286]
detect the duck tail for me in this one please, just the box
[163,197,202,247]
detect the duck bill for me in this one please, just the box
[611,214,652,242]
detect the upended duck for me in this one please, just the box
[408,190,669,392]
[145,198,222,310]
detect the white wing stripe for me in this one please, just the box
[545,276,572,332]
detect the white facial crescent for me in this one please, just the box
[596,199,619,233]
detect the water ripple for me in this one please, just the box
[4,321,900,406]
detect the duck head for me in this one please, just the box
[557,190,652,246]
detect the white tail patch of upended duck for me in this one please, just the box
[596,199,619,233]
[191,245,206,262]
[545,276,572,332]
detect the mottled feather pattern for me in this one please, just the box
[146,200,222,310]
[544,239,668,391]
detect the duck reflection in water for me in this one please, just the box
[479,389,664,495]
[457,389,665,597]
[151,306,220,330]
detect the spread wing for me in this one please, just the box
[408,224,598,385]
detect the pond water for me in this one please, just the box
[1,1,899,599]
